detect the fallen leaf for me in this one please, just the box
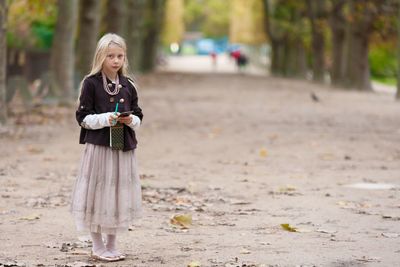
[381,232,399,238]
[240,248,251,254]
[19,213,41,221]
[69,250,89,255]
[187,261,201,267]
[259,148,268,158]
[27,146,44,154]
[336,201,349,207]
[317,228,337,234]
[382,214,400,221]
[355,256,381,262]
[281,223,298,232]
[279,185,296,192]
[319,153,335,161]
[64,262,96,267]
[208,127,222,139]
[171,214,192,229]
[0,260,26,267]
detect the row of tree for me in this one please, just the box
[0,0,167,124]
[261,0,399,94]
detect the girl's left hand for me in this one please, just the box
[117,115,133,125]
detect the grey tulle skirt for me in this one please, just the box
[70,143,142,234]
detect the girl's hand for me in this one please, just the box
[117,115,133,125]
[109,113,118,126]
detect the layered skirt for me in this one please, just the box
[70,143,142,234]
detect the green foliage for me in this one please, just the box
[369,42,397,81]
[31,20,55,49]
[7,0,57,50]
[184,0,230,38]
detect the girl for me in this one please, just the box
[70,33,143,262]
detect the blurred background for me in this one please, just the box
[0,0,399,124]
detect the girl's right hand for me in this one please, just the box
[109,113,118,126]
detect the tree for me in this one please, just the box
[306,0,327,82]
[76,0,101,79]
[397,1,400,100]
[340,0,394,90]
[230,0,266,45]
[185,0,231,38]
[126,0,145,73]
[162,0,184,45]
[140,0,166,72]
[328,0,346,86]
[50,0,78,99]
[263,0,308,77]
[0,0,6,124]
[102,0,126,36]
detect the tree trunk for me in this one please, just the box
[284,38,307,78]
[50,0,78,99]
[0,0,6,124]
[140,0,166,73]
[126,0,146,73]
[76,0,101,79]
[329,0,346,86]
[263,0,284,76]
[342,0,373,90]
[397,1,400,100]
[306,0,326,82]
[270,40,284,76]
[347,33,371,90]
[103,0,127,36]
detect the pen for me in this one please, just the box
[114,103,119,114]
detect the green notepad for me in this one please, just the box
[110,122,124,150]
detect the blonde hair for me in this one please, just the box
[78,33,135,98]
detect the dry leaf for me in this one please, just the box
[208,127,222,139]
[27,146,44,154]
[259,148,268,158]
[281,223,298,232]
[187,261,201,267]
[19,213,41,221]
[279,185,296,192]
[336,201,348,207]
[317,228,337,234]
[319,153,335,161]
[381,232,399,238]
[171,214,192,229]
[240,248,251,254]
[69,250,89,255]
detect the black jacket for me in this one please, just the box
[76,72,143,151]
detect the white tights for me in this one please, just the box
[90,232,122,257]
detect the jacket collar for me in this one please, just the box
[94,72,128,87]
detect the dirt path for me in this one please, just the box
[1,73,400,267]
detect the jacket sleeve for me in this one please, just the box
[128,79,143,122]
[76,79,96,126]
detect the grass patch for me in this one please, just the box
[372,77,397,86]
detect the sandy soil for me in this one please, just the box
[1,72,400,267]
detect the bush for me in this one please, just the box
[369,42,397,82]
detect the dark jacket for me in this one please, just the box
[76,72,143,151]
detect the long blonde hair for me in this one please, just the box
[78,33,134,98]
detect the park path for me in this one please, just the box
[1,72,400,267]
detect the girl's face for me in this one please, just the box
[102,43,125,77]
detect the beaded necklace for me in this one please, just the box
[101,71,122,96]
